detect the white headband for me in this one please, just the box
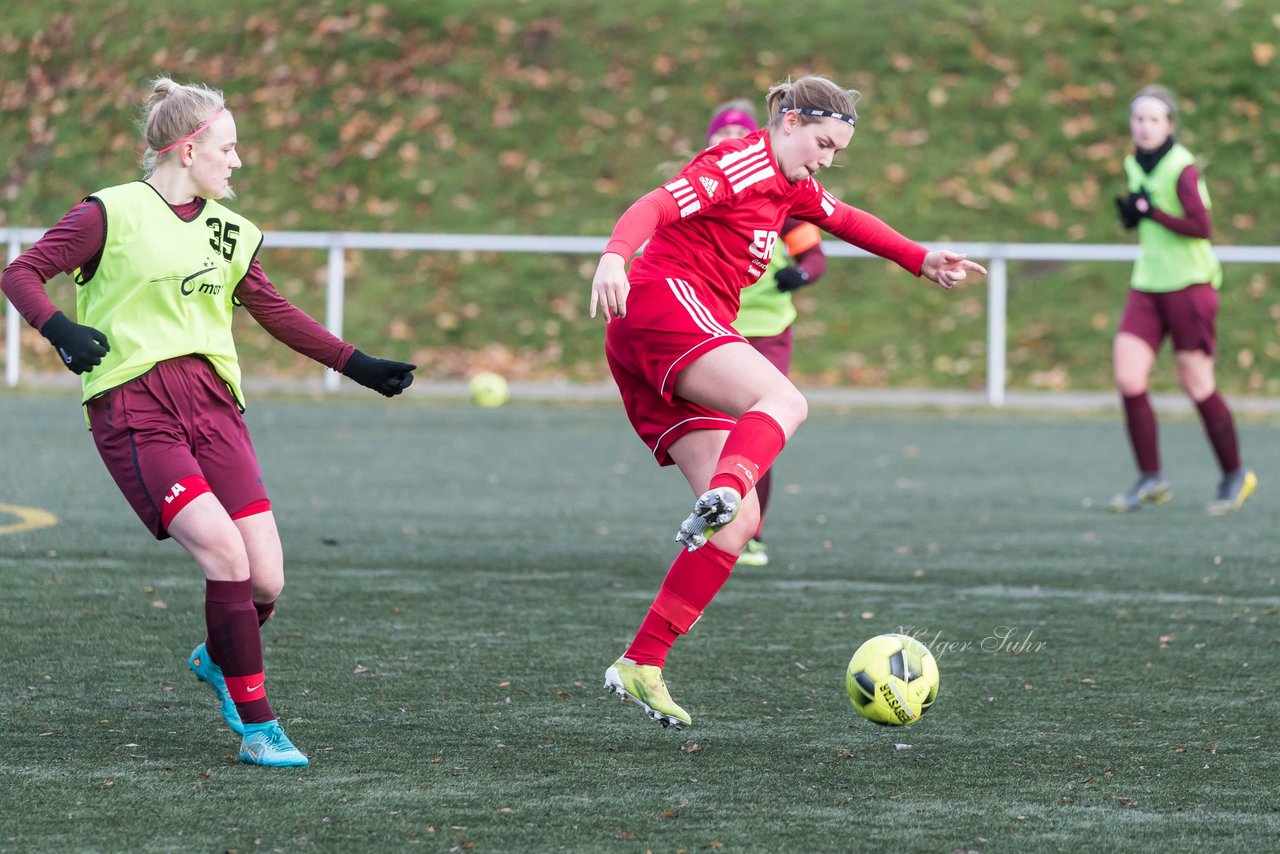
[1130,95,1173,117]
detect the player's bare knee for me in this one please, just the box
[770,388,808,434]
[1114,369,1147,397]
[253,575,284,602]
[194,534,251,582]
[1182,377,1216,402]
[719,505,761,554]
[717,528,754,556]
[791,391,809,428]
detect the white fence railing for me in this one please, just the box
[5,228,1280,405]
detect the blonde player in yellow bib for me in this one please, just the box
[2,78,416,767]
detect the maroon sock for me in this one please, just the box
[1195,392,1241,473]
[202,597,272,662]
[625,542,737,667]
[709,411,787,496]
[205,579,275,725]
[254,599,277,628]
[1121,392,1161,475]
[753,470,773,539]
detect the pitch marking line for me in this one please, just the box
[0,503,58,535]
[760,579,1280,608]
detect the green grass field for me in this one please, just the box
[2,392,1277,852]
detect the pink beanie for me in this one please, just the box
[706,107,758,142]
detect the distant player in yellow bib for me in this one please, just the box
[706,100,828,567]
[1109,85,1255,515]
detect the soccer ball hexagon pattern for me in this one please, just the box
[845,633,940,726]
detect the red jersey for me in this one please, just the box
[620,129,927,322]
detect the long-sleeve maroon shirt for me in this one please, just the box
[1149,165,1212,240]
[1,197,355,371]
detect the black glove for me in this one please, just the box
[41,311,110,374]
[774,265,810,293]
[342,348,416,397]
[1114,190,1150,230]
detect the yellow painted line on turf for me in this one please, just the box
[0,503,58,535]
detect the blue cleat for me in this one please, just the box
[188,642,245,735]
[239,720,309,767]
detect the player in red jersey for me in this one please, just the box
[1,78,415,766]
[705,99,829,568]
[590,75,986,729]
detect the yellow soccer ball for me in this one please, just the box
[469,372,509,408]
[845,633,940,725]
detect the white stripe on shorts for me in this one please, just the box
[666,278,735,337]
[652,416,738,458]
[659,278,744,396]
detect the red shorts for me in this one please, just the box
[747,327,794,375]
[1118,283,1218,356]
[605,277,745,465]
[86,355,270,539]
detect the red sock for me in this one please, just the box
[1121,392,1161,475]
[625,542,737,667]
[1195,392,1241,473]
[205,579,275,725]
[709,411,787,496]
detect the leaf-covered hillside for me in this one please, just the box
[3,1,1278,391]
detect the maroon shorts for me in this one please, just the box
[86,356,270,539]
[747,327,794,375]
[1118,283,1218,356]
[605,277,744,465]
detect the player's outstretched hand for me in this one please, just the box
[342,349,416,397]
[41,311,110,374]
[590,252,630,321]
[921,250,987,289]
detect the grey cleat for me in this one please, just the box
[1206,468,1257,516]
[675,486,741,551]
[1109,474,1172,513]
